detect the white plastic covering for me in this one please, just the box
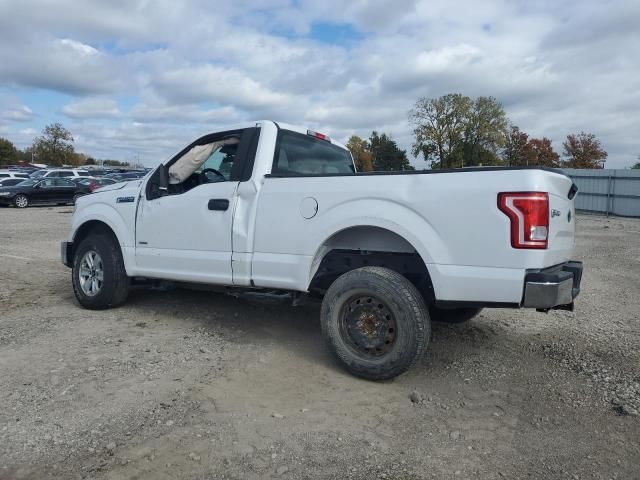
[168,138,239,184]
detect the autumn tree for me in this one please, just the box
[346,135,374,172]
[562,132,607,169]
[0,137,18,165]
[503,126,532,166]
[369,131,414,171]
[528,137,560,167]
[409,93,470,168]
[32,123,75,166]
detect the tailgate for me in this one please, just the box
[545,172,576,265]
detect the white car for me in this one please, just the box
[62,121,583,380]
[30,169,90,179]
[0,171,30,180]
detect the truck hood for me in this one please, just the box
[94,180,138,193]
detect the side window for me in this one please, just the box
[198,143,239,181]
[59,171,74,177]
[273,131,354,175]
[0,173,8,178]
[41,178,56,187]
[54,179,74,187]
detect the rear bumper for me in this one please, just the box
[523,261,582,310]
[61,241,73,268]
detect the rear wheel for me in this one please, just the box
[72,233,129,309]
[14,194,29,208]
[321,267,430,380]
[429,306,483,324]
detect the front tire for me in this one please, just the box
[72,234,129,309]
[321,267,430,380]
[14,194,29,208]
[429,306,482,324]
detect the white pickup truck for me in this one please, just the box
[62,121,583,380]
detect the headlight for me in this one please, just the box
[0,192,12,196]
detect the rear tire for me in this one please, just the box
[72,233,129,310]
[14,194,29,208]
[429,306,482,324]
[321,267,430,380]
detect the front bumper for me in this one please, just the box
[523,261,583,311]
[61,241,73,268]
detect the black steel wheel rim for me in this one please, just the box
[338,294,397,358]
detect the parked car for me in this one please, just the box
[0,178,77,208]
[72,177,118,200]
[0,171,30,180]
[62,121,583,380]
[30,169,90,179]
[104,171,147,182]
[0,178,26,187]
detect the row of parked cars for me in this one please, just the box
[0,167,148,208]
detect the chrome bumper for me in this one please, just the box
[523,261,583,311]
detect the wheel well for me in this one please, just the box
[72,220,119,255]
[309,227,435,305]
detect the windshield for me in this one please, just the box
[16,179,38,187]
[273,130,354,175]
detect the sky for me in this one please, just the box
[0,0,638,168]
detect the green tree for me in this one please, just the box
[346,135,374,172]
[369,131,414,171]
[32,123,75,166]
[410,93,507,168]
[409,93,471,168]
[562,132,607,169]
[0,137,18,165]
[462,96,508,166]
[632,163,640,169]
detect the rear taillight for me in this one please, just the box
[498,192,549,249]
[88,181,97,192]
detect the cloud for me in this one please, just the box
[62,98,121,119]
[0,0,637,167]
[0,95,35,122]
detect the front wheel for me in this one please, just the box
[321,267,430,380]
[72,234,129,309]
[14,194,29,208]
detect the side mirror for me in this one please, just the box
[34,182,42,189]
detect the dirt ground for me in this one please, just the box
[0,207,638,480]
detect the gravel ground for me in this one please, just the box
[0,207,638,480]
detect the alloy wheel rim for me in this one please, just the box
[16,195,27,207]
[79,250,104,297]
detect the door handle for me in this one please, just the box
[208,199,229,211]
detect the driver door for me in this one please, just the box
[134,133,245,284]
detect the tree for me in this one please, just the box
[562,132,607,169]
[32,123,75,166]
[410,93,508,168]
[369,131,414,171]
[0,137,18,165]
[84,157,97,165]
[503,125,535,166]
[632,162,640,169]
[528,137,560,167]
[346,135,374,172]
[409,93,471,168]
[462,96,508,167]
